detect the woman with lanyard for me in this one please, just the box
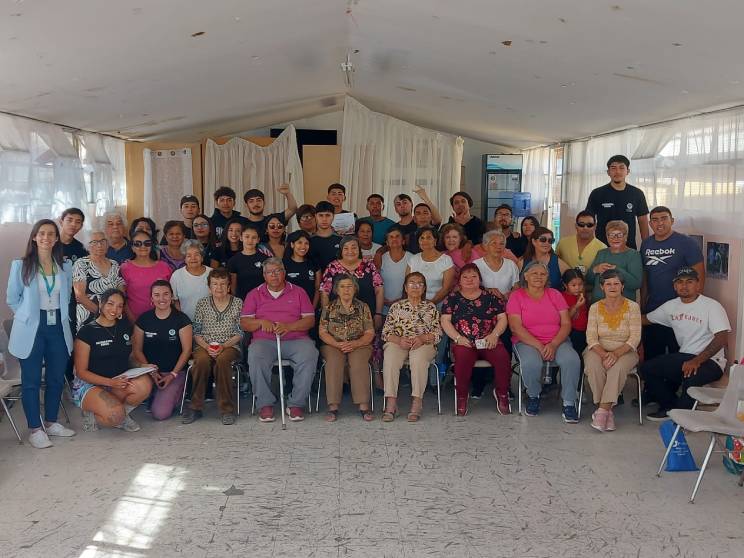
[518,226,570,291]
[6,219,76,448]
[132,280,193,421]
[72,289,152,432]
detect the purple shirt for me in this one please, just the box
[241,282,315,341]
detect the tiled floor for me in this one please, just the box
[0,383,741,558]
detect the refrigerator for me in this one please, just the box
[481,154,527,223]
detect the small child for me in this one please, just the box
[561,269,588,355]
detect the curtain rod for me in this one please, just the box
[0,109,126,141]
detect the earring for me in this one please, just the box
[117,315,123,320]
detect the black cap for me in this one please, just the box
[674,267,699,281]
[180,195,200,206]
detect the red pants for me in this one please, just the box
[452,344,511,400]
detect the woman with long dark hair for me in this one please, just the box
[518,225,570,290]
[209,217,243,268]
[283,230,320,306]
[6,219,76,448]
[119,230,172,322]
[191,213,217,264]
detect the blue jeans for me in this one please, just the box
[19,310,70,429]
[514,340,581,404]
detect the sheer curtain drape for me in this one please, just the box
[203,126,304,219]
[144,148,193,225]
[0,113,126,225]
[522,146,555,219]
[340,97,463,218]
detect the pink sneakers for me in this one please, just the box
[591,408,609,431]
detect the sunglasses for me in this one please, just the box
[576,222,595,228]
[537,236,555,244]
[132,240,153,248]
[268,224,285,230]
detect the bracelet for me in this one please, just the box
[170,371,178,379]
[375,312,383,316]
[455,335,461,344]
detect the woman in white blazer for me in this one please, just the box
[6,219,76,448]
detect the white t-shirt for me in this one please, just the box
[407,253,454,302]
[647,295,731,367]
[381,251,413,313]
[473,257,519,295]
[361,243,382,260]
[170,266,211,321]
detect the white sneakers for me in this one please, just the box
[28,423,77,449]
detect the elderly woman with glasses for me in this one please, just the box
[381,272,442,422]
[120,230,172,322]
[506,260,581,421]
[584,269,641,431]
[319,274,376,422]
[170,239,211,321]
[72,231,126,332]
[586,220,643,302]
[518,226,570,290]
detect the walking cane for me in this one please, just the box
[276,333,287,430]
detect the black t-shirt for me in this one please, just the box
[210,209,248,238]
[448,216,486,245]
[284,258,318,301]
[135,309,192,372]
[398,221,417,236]
[62,238,88,265]
[210,245,241,268]
[227,252,268,299]
[310,234,342,273]
[585,183,649,249]
[508,234,528,258]
[77,319,133,379]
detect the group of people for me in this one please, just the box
[5,154,732,449]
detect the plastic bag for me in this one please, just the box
[659,420,699,472]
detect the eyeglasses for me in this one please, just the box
[406,281,424,287]
[607,232,625,239]
[264,269,284,276]
[89,239,107,246]
[193,222,209,228]
[132,240,153,248]
[576,222,595,228]
[536,236,555,244]
[299,214,315,221]
[268,224,285,230]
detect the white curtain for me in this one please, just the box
[521,146,556,220]
[144,147,193,225]
[0,113,126,226]
[340,97,464,218]
[203,126,304,219]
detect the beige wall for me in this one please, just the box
[302,145,341,205]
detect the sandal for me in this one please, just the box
[382,408,397,422]
[325,409,338,423]
[360,409,374,422]
[407,397,423,422]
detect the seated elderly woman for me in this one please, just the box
[441,263,511,416]
[381,272,442,422]
[586,220,643,302]
[319,274,376,422]
[181,268,243,426]
[506,260,581,422]
[584,270,641,432]
[72,289,152,432]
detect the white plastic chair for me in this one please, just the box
[656,363,744,502]
[578,367,643,424]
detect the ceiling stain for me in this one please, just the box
[501,40,512,47]
[612,72,665,85]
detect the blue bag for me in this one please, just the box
[659,420,699,472]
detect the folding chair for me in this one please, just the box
[451,359,492,415]
[315,360,375,413]
[179,360,245,415]
[577,367,644,424]
[0,379,22,443]
[656,363,744,502]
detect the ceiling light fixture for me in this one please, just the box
[341,52,355,88]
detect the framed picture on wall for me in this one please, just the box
[706,241,729,280]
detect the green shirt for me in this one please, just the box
[586,248,643,302]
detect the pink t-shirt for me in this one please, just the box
[506,287,568,344]
[120,260,173,320]
[241,282,315,341]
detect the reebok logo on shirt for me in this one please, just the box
[644,247,676,265]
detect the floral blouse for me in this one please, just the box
[320,298,373,342]
[319,259,383,313]
[441,289,505,341]
[382,299,442,344]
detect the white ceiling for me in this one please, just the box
[3,0,744,148]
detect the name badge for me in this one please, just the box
[46,309,57,326]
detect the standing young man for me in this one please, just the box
[393,194,417,236]
[493,204,522,255]
[59,207,88,265]
[640,206,705,361]
[448,191,485,245]
[326,183,357,235]
[295,204,317,235]
[161,195,200,245]
[555,211,607,273]
[585,155,649,249]
[243,183,298,238]
[359,194,396,245]
[310,201,342,273]
[642,267,729,421]
[211,186,247,238]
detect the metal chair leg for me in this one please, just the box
[435,363,441,415]
[179,366,191,415]
[657,422,682,476]
[60,400,71,424]
[578,373,585,419]
[316,361,324,412]
[633,372,643,425]
[368,364,374,412]
[452,371,458,415]
[233,363,241,417]
[1,398,22,443]
[690,433,717,503]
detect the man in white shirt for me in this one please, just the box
[641,267,730,421]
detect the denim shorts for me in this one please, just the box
[71,377,111,408]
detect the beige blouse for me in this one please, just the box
[586,298,642,352]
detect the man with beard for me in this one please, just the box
[242,184,298,238]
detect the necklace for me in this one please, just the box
[97,319,118,340]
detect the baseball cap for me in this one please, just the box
[673,267,699,281]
